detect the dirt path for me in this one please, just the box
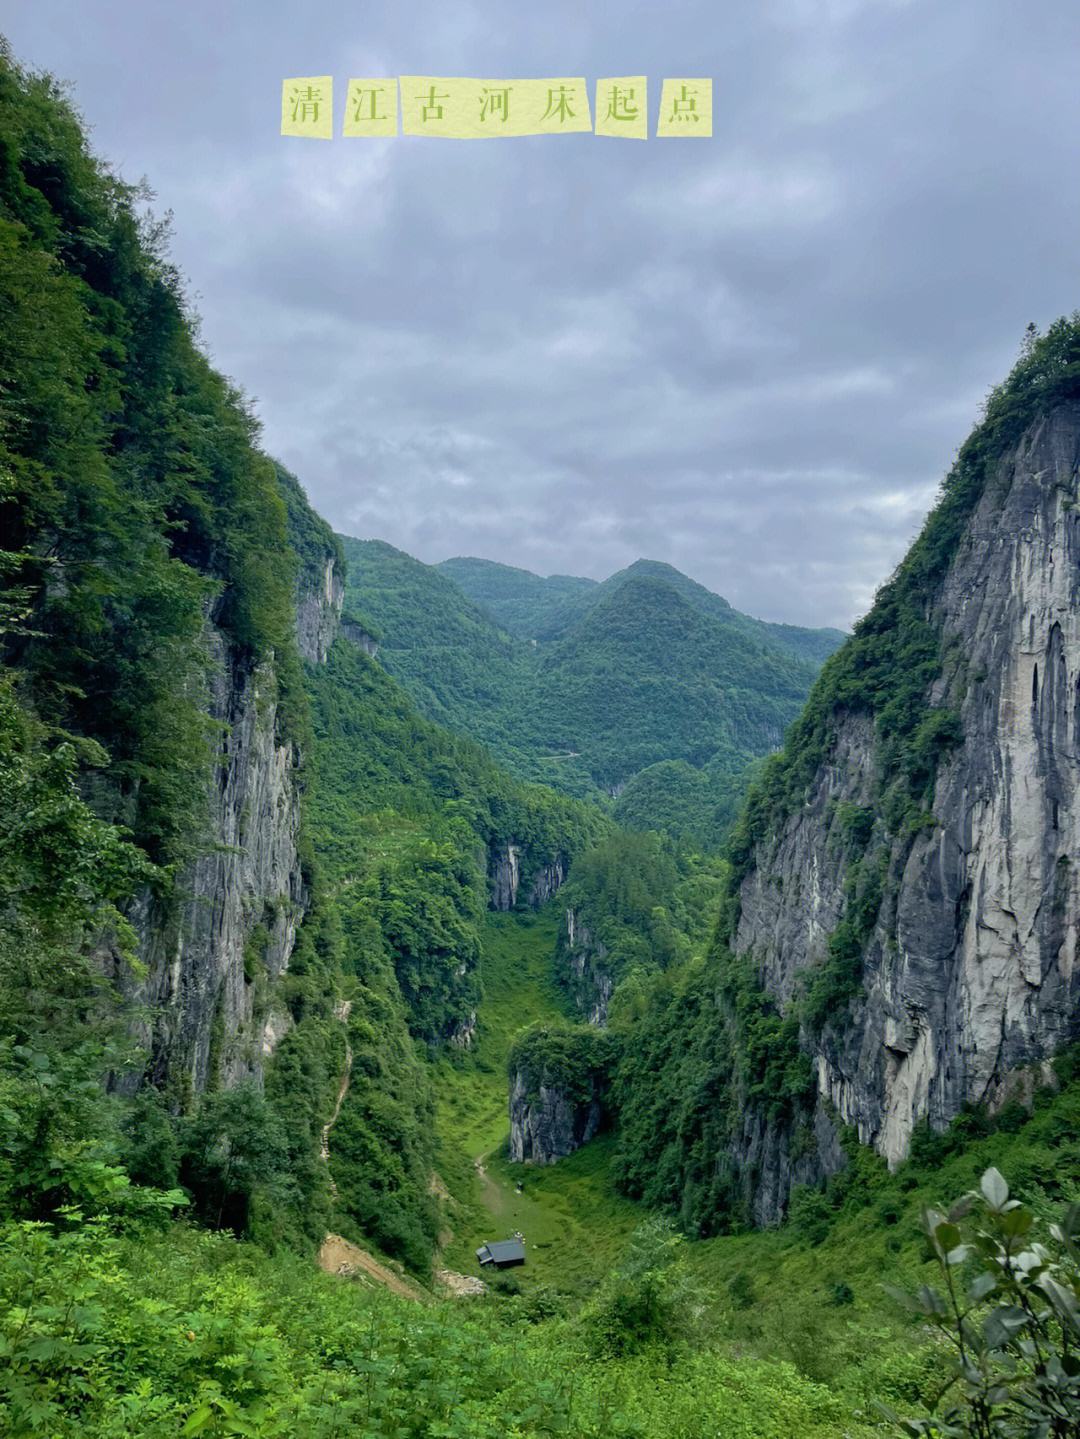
[473,1151,506,1218]
[318,1233,426,1301]
[320,1000,353,1196]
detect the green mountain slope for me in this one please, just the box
[345,540,845,809]
[535,573,819,786]
[437,555,598,639]
[339,536,603,797]
[443,553,846,660]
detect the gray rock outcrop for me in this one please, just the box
[488,842,569,911]
[489,842,522,911]
[341,616,379,656]
[509,1068,604,1164]
[527,856,567,906]
[560,907,613,1025]
[122,538,344,1096]
[729,404,1080,1219]
[296,554,345,663]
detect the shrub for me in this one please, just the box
[882,1167,1080,1436]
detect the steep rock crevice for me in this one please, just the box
[559,907,613,1025]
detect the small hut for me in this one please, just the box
[475,1237,526,1269]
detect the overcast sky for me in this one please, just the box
[7,2,1080,628]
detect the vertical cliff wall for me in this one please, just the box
[508,1025,616,1164]
[559,907,613,1024]
[131,502,344,1097]
[488,840,569,911]
[725,388,1080,1219]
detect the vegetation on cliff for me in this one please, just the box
[725,317,1080,919]
[0,46,306,869]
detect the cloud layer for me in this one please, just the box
[8,0,1080,626]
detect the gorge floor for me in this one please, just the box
[430,909,640,1298]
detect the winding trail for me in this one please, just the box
[316,1000,434,1303]
[473,1150,506,1218]
[318,1232,426,1301]
[320,1000,353,1197]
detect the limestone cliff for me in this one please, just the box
[128,503,344,1097]
[488,841,568,911]
[559,907,613,1025]
[509,1068,605,1164]
[296,553,344,664]
[507,1024,616,1164]
[726,394,1080,1220]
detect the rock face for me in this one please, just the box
[296,554,345,663]
[489,842,522,911]
[527,855,568,907]
[560,908,613,1025]
[488,842,569,912]
[341,616,379,657]
[731,405,1080,1220]
[509,1067,604,1164]
[126,546,343,1096]
[448,1010,478,1049]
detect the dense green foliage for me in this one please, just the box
[680,1052,1080,1430]
[343,540,842,808]
[885,1168,1080,1436]
[508,1023,619,1107]
[337,537,576,788]
[445,555,846,661]
[0,46,303,868]
[303,634,608,1264]
[534,572,816,786]
[437,555,598,640]
[0,1212,867,1439]
[555,829,727,1019]
[611,949,813,1234]
[307,634,605,899]
[613,756,760,851]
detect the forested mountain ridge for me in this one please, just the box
[441,552,846,662]
[437,555,598,640]
[343,535,845,804]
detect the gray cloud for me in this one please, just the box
[7,0,1080,627]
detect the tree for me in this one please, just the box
[581,1217,700,1357]
[179,1086,289,1234]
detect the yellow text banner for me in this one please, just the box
[594,78,647,139]
[400,77,592,137]
[343,79,398,137]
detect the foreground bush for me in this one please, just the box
[0,1213,868,1438]
[885,1168,1080,1437]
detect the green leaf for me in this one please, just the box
[981,1168,1009,1211]
[968,1271,998,1302]
[983,1304,1029,1349]
[182,1404,215,1435]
